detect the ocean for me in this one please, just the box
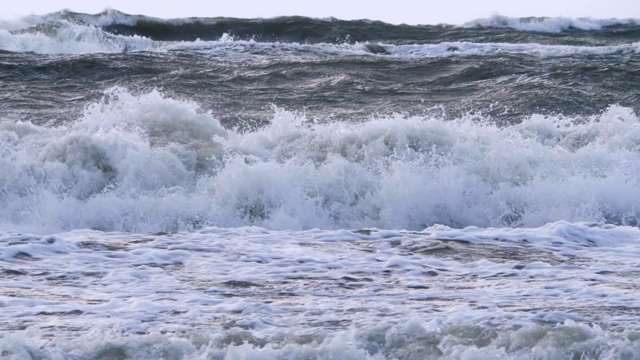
[1,9,640,359]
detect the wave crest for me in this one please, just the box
[466,14,640,33]
[2,88,640,233]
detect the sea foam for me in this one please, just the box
[465,14,640,33]
[2,320,639,359]
[2,222,640,358]
[1,87,639,234]
[0,20,155,54]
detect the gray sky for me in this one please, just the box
[3,0,640,24]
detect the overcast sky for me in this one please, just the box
[3,0,640,24]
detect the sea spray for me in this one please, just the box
[1,88,639,233]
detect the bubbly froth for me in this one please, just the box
[1,87,639,234]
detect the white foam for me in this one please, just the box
[0,20,156,54]
[466,14,640,33]
[0,9,143,30]
[3,320,638,359]
[166,38,640,61]
[2,224,640,358]
[386,41,640,58]
[1,87,640,233]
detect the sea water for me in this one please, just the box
[1,10,640,359]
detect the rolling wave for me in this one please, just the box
[2,87,639,233]
[1,9,639,51]
[1,19,638,57]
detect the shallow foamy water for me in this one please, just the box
[2,223,640,358]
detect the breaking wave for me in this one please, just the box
[2,9,640,55]
[2,87,640,233]
[466,14,640,33]
[2,319,639,360]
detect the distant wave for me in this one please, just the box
[29,9,640,32]
[465,14,640,33]
[1,16,638,56]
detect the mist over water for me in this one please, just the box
[1,9,640,359]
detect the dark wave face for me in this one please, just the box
[1,10,639,126]
[56,9,640,44]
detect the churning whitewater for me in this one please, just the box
[2,88,640,233]
[1,9,640,360]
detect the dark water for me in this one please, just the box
[1,10,638,128]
